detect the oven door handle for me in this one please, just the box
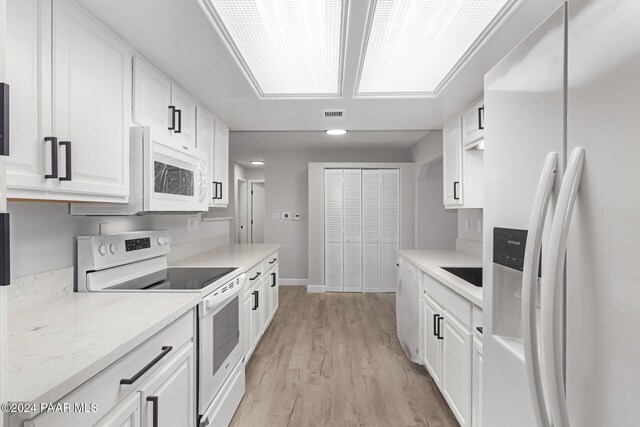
[201,273,246,315]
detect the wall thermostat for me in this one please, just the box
[282,212,291,220]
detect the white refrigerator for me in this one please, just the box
[483,1,640,426]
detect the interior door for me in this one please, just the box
[362,169,380,291]
[380,169,399,291]
[324,169,343,291]
[237,180,248,243]
[250,182,265,244]
[52,0,129,198]
[342,169,362,292]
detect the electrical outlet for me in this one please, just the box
[465,218,471,232]
[476,219,482,233]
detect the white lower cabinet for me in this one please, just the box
[442,312,472,427]
[243,252,279,362]
[420,272,482,427]
[22,310,196,427]
[472,335,483,427]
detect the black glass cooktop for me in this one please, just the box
[109,267,238,291]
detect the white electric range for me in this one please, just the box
[76,230,246,427]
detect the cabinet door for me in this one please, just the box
[422,295,443,385]
[443,116,463,208]
[212,119,229,207]
[462,99,485,146]
[171,86,197,147]
[269,266,279,318]
[472,336,483,427]
[362,169,381,291]
[132,57,172,135]
[442,312,472,427]
[324,169,343,291]
[196,106,216,206]
[261,276,271,329]
[141,344,195,427]
[5,0,54,195]
[343,169,362,292]
[52,0,130,199]
[380,169,399,291]
[242,291,253,358]
[95,393,141,427]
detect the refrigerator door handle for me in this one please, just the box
[541,147,585,427]
[522,152,558,427]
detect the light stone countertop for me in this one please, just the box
[7,243,281,408]
[171,243,281,270]
[7,291,200,406]
[398,250,483,307]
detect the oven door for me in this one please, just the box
[143,131,208,212]
[198,291,244,413]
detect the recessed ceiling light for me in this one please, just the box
[357,0,514,95]
[326,129,347,136]
[250,161,265,166]
[200,0,347,97]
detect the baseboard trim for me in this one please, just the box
[279,278,308,286]
[306,285,326,293]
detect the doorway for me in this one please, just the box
[250,181,265,244]
[237,178,248,243]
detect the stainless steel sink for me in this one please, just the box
[441,267,483,287]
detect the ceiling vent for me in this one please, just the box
[322,109,345,118]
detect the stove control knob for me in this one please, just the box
[157,237,165,245]
[98,244,108,255]
[109,244,118,254]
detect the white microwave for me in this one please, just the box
[72,127,209,215]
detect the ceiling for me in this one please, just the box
[77,0,562,146]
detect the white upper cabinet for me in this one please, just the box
[196,106,216,205]
[133,58,196,147]
[462,99,485,147]
[443,98,485,209]
[211,119,229,207]
[6,0,130,202]
[443,116,463,208]
[132,57,172,135]
[170,86,197,147]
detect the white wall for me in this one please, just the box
[416,161,458,249]
[8,202,229,279]
[265,148,412,281]
[411,131,443,166]
[457,208,483,243]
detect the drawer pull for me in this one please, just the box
[269,258,277,264]
[120,346,173,385]
[146,395,159,427]
[249,272,261,281]
[271,272,276,287]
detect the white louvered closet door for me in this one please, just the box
[362,170,381,292]
[324,169,344,291]
[343,169,362,292]
[380,169,400,291]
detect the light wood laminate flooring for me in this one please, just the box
[231,286,458,427]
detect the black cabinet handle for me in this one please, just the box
[58,140,72,181]
[478,106,484,130]
[212,181,218,199]
[249,272,261,281]
[269,258,277,264]
[168,106,176,130]
[271,272,276,287]
[217,181,223,199]
[437,316,444,340]
[476,326,483,334]
[120,346,172,385]
[453,181,460,200]
[433,314,439,337]
[146,396,159,427]
[175,109,182,133]
[252,290,259,310]
[44,137,58,179]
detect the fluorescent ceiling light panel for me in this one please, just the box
[204,0,347,97]
[357,0,512,95]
